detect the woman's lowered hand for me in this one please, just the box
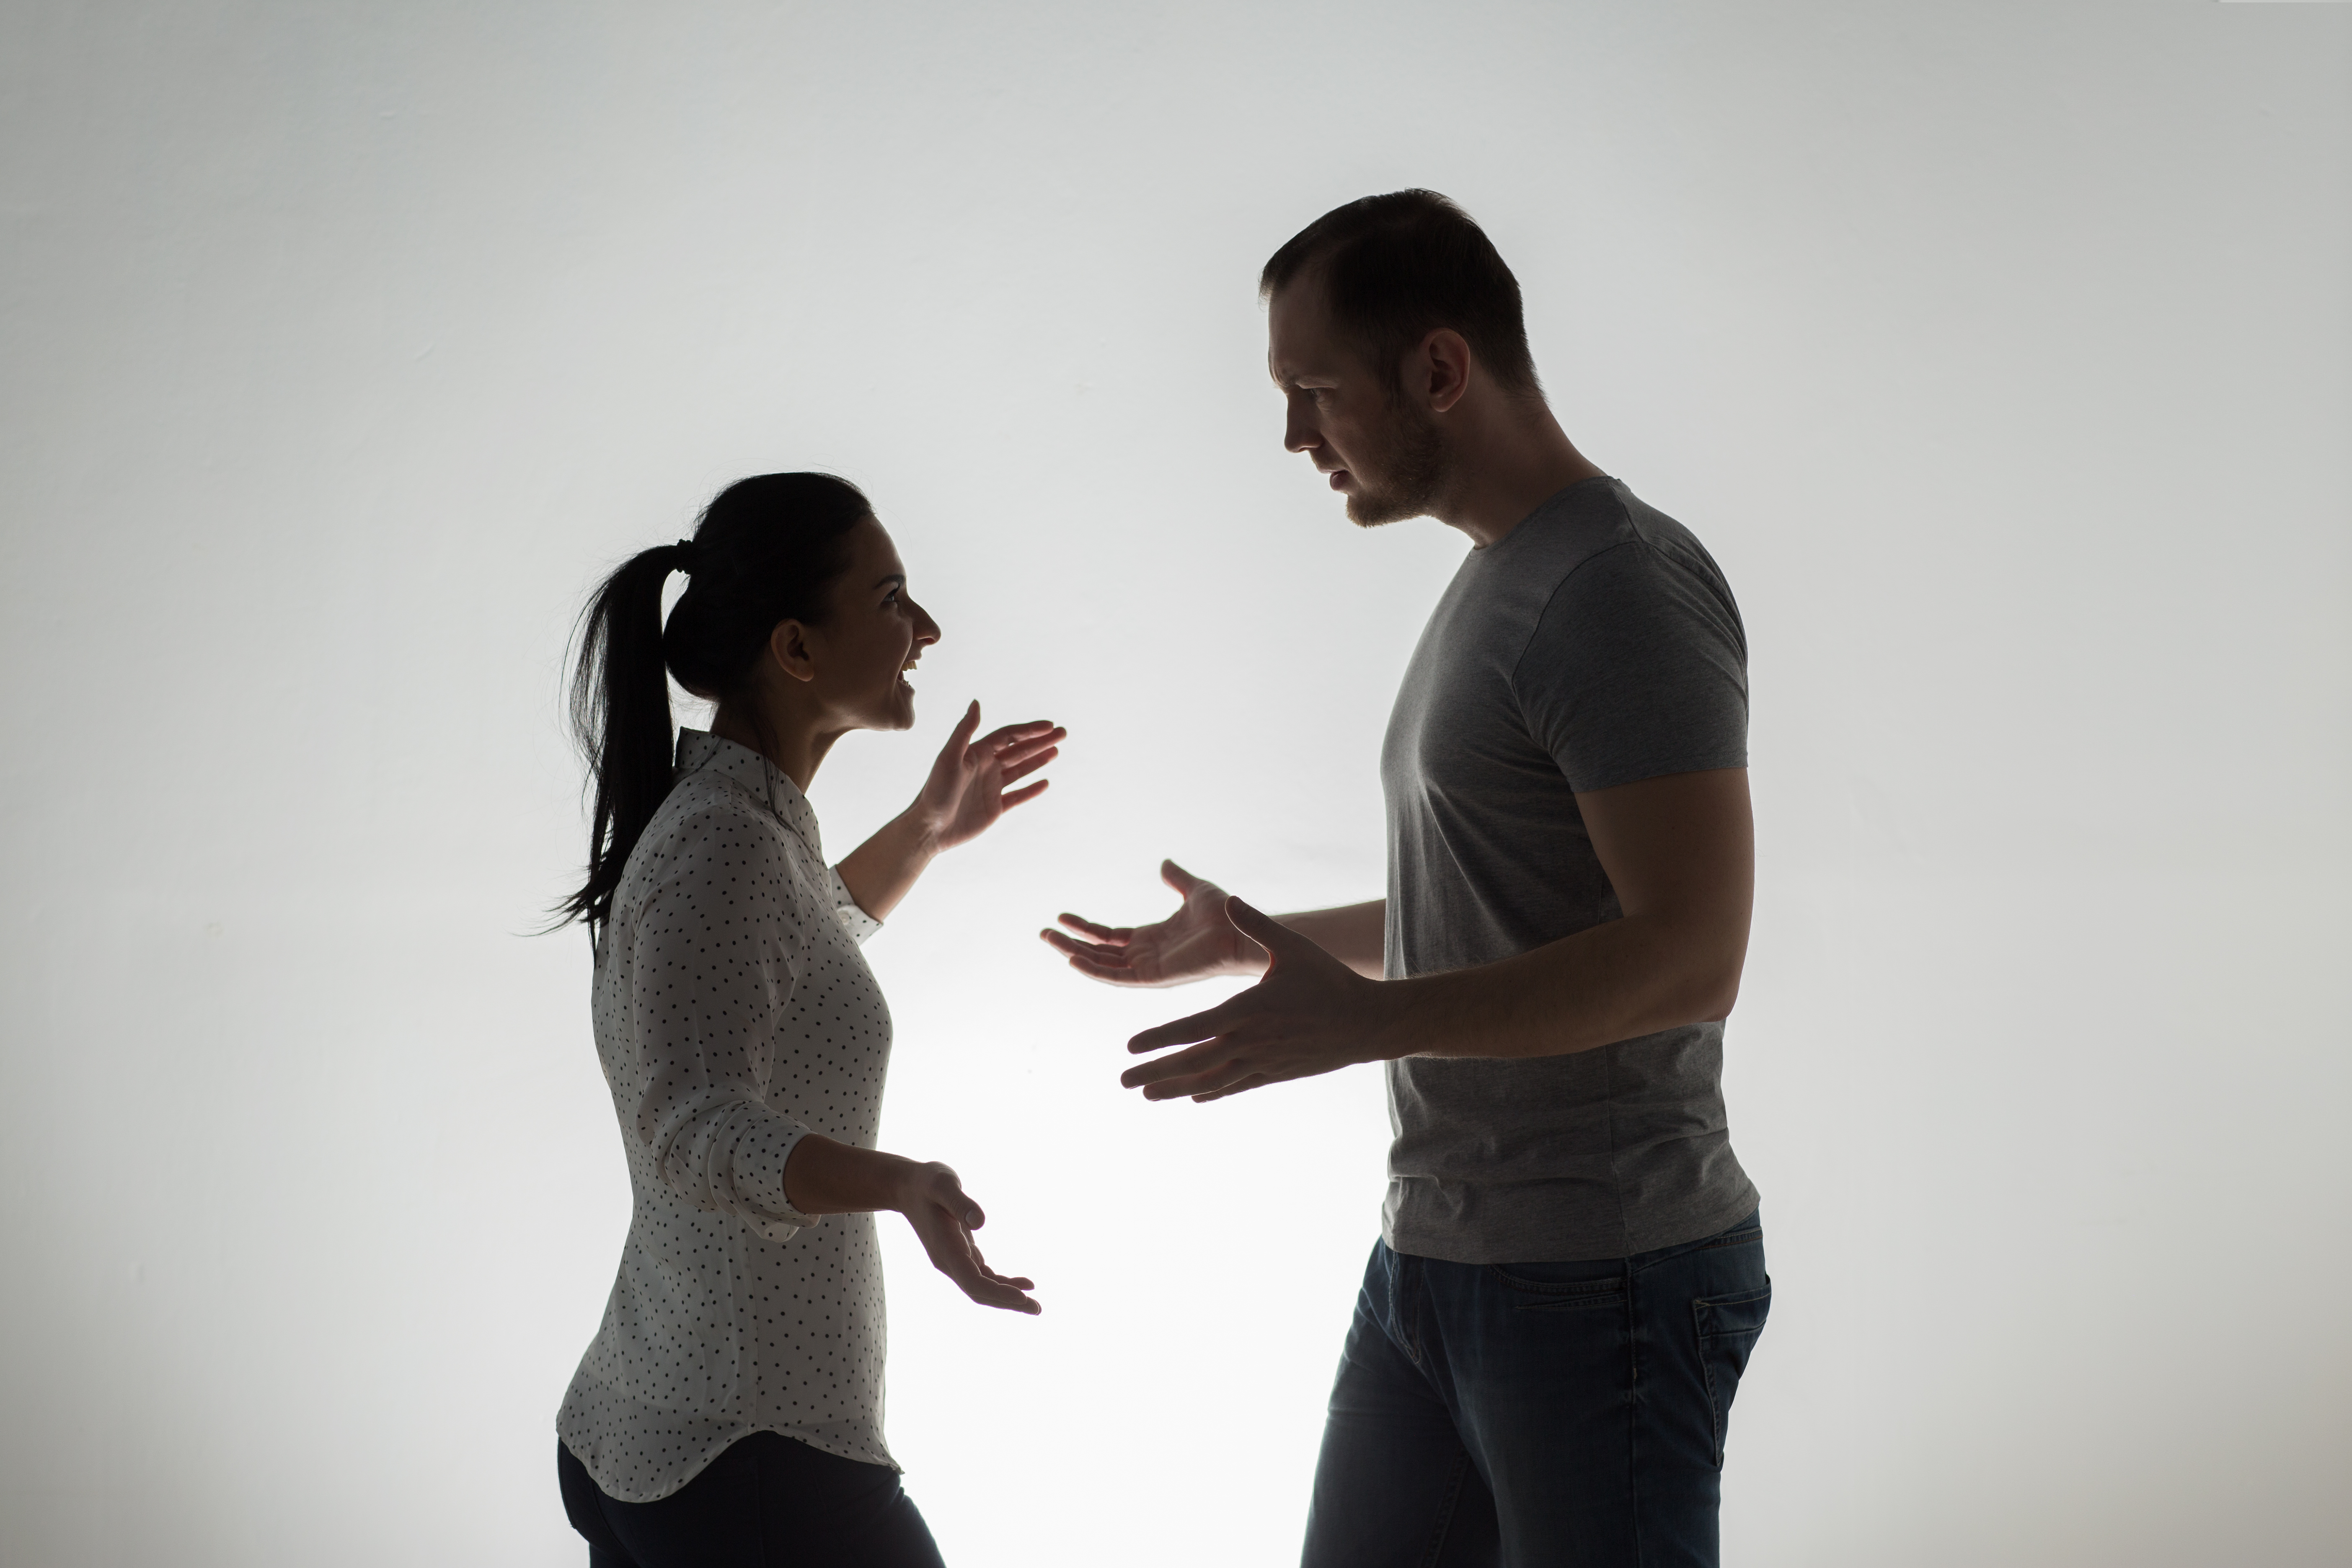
[892,1161,1040,1315]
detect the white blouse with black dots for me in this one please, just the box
[559,729,898,1505]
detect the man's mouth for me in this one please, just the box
[1327,469,1351,491]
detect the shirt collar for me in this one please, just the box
[674,728,823,855]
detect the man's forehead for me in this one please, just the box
[1266,283,1339,382]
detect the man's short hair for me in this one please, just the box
[1260,190,1540,397]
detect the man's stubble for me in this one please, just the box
[1344,395,1448,529]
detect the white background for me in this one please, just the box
[3,3,2347,1564]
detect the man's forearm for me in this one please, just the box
[1378,911,1745,1062]
[1279,899,1386,979]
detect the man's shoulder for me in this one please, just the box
[1509,480,1724,592]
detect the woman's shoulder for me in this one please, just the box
[613,773,820,924]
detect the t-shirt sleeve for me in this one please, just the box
[1511,540,1749,794]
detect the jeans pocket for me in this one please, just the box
[1693,1280,1771,1466]
[1490,1264,1627,1312]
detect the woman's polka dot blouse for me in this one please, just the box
[559,730,899,1504]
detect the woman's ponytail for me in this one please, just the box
[558,473,871,932]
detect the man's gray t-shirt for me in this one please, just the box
[1380,476,1758,1265]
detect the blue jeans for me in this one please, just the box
[1302,1212,1769,1568]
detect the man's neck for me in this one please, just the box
[1431,403,1606,548]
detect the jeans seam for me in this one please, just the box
[1623,1255,1646,1567]
[1416,1451,1473,1568]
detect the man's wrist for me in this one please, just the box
[1361,974,1432,1064]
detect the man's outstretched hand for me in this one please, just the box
[1041,860,1268,988]
[1119,897,1397,1101]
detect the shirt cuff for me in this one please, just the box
[828,864,884,945]
[744,1124,825,1239]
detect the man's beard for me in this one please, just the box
[1343,398,1448,527]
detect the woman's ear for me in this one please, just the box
[768,620,819,684]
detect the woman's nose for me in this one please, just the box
[912,601,941,645]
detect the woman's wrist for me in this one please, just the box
[786,1136,926,1217]
[895,801,947,863]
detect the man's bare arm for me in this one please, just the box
[1118,769,1752,1097]
[1273,900,1385,980]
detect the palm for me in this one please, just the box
[1043,861,1263,987]
[920,703,1063,852]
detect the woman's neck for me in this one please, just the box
[710,700,841,794]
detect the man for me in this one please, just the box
[1044,191,1768,1567]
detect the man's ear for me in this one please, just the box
[1421,328,1474,415]
[768,620,818,685]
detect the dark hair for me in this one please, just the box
[1259,189,1540,397]
[558,472,871,930]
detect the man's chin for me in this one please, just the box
[1344,489,1420,528]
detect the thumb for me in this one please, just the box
[1161,859,1204,895]
[954,699,982,744]
[1223,896,1294,952]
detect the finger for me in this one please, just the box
[997,748,1058,785]
[1194,1074,1272,1103]
[949,1244,1040,1313]
[1000,779,1050,810]
[980,722,1063,755]
[995,731,1065,767]
[1128,1047,1262,1100]
[1054,914,1131,945]
[916,1217,1039,1312]
[1069,958,1147,987]
[960,1276,1041,1313]
[1160,860,1205,895]
[1121,1035,1246,1088]
[1127,1005,1236,1054]
[1039,927,1128,961]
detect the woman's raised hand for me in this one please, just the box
[894,1162,1039,1315]
[916,700,1063,852]
[1040,860,1271,987]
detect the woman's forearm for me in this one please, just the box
[782,1134,922,1217]
[1281,899,1388,979]
[835,808,941,922]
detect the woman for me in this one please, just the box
[553,472,1058,1566]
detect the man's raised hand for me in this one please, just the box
[1118,896,1396,1101]
[1040,860,1268,987]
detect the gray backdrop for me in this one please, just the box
[3,2,2346,1564]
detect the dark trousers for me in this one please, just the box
[559,1431,945,1568]
[1302,1211,1770,1568]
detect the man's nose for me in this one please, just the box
[1284,410,1318,454]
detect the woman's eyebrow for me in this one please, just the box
[874,573,906,591]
